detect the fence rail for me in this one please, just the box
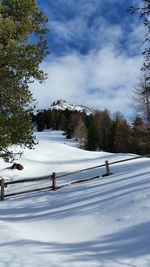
[5,175,51,185]
[5,186,52,198]
[0,172,56,201]
[0,153,150,201]
[56,154,149,179]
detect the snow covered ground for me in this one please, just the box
[0,130,150,267]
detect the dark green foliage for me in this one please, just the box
[85,115,100,151]
[65,111,80,139]
[0,0,48,161]
[36,112,46,132]
[33,107,150,155]
[94,110,112,151]
[110,113,132,153]
[131,116,150,154]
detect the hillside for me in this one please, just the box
[0,130,150,267]
[34,101,150,155]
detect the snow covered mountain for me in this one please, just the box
[50,99,96,115]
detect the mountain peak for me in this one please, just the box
[50,99,95,115]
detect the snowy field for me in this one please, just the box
[0,130,150,267]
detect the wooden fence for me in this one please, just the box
[0,154,150,201]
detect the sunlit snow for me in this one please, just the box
[0,130,150,267]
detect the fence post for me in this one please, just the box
[105,160,110,176]
[0,178,5,201]
[51,172,56,191]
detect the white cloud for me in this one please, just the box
[31,47,142,118]
[50,17,88,42]
[127,22,146,54]
[50,14,123,52]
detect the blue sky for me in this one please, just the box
[31,0,144,118]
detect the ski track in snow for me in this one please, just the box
[0,130,150,267]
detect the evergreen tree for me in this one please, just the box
[111,112,132,153]
[95,110,112,151]
[132,115,150,154]
[86,115,100,151]
[0,0,48,161]
[44,110,52,129]
[36,111,46,132]
[64,111,78,139]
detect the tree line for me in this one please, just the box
[33,108,150,155]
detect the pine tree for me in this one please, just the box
[86,115,100,151]
[0,0,48,161]
[95,110,112,151]
[36,111,46,132]
[111,113,132,153]
[132,116,150,154]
